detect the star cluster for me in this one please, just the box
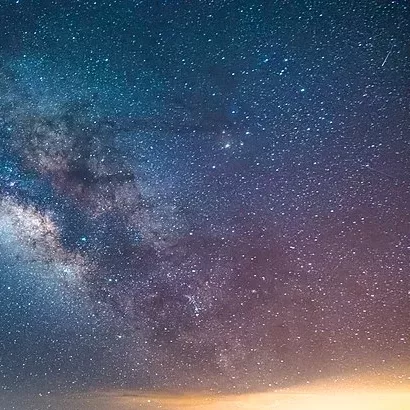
[0,0,409,396]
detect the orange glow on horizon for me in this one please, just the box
[15,370,409,410]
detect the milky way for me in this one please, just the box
[0,0,409,397]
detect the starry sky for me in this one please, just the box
[0,0,409,398]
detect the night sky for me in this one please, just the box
[0,0,409,398]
